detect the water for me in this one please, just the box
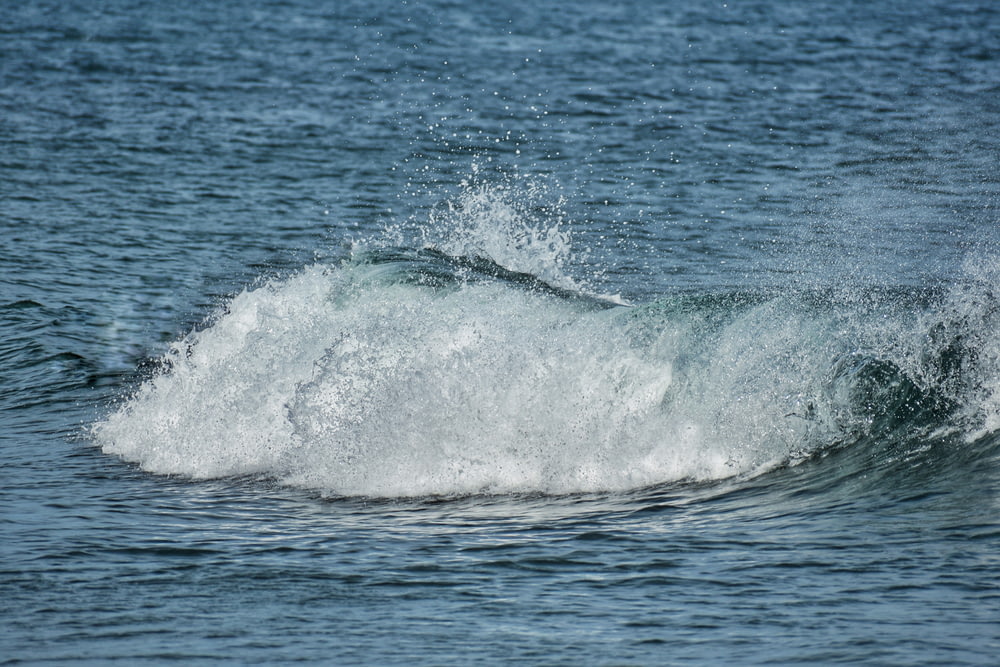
[3,0,999,663]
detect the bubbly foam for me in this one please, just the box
[92,185,1000,497]
[94,263,759,496]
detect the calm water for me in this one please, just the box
[3,0,1000,664]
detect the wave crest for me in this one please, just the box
[92,188,1000,497]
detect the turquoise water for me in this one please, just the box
[3,0,999,663]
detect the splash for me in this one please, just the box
[92,184,1000,498]
[421,177,578,291]
[94,260,730,497]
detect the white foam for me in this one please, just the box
[92,185,1000,497]
[94,257,830,497]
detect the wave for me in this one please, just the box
[91,187,1000,498]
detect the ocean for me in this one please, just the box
[2,0,999,664]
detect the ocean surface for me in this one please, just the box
[3,0,999,664]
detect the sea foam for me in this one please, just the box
[93,185,1000,497]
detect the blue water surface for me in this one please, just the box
[2,0,999,664]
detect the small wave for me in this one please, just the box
[92,247,1000,498]
[91,186,1000,498]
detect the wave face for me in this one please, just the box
[92,187,1000,498]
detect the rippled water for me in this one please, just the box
[3,0,999,664]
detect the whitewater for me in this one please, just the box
[93,184,1000,498]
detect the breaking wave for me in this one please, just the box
[92,185,1000,498]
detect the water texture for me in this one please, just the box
[2,0,999,664]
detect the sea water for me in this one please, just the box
[2,0,999,664]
